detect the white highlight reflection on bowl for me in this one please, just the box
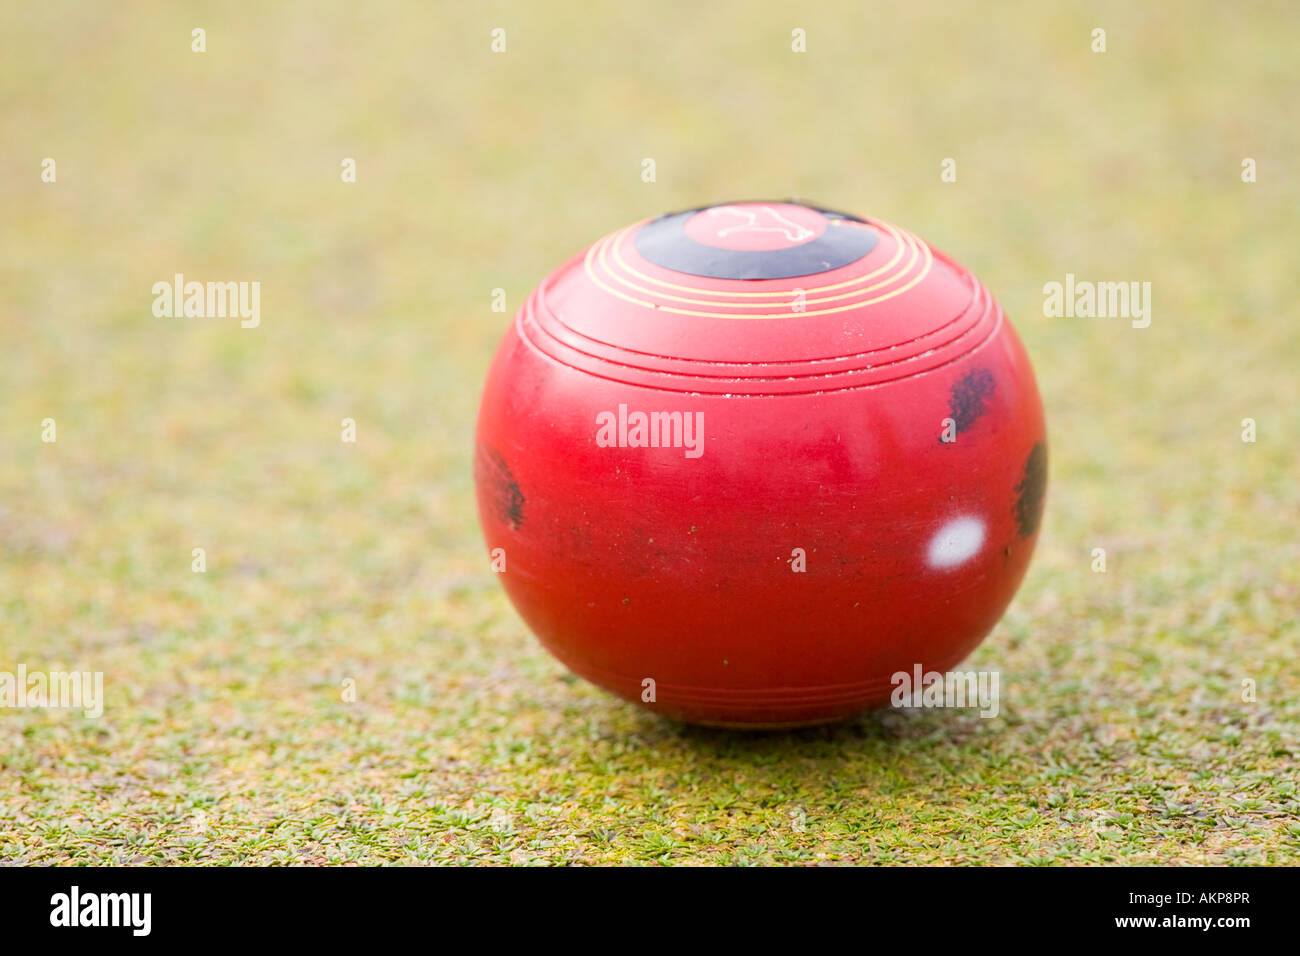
[927,516,986,568]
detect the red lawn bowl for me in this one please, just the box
[475,201,1047,728]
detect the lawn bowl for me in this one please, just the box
[475,201,1047,727]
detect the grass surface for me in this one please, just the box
[1,1,1298,865]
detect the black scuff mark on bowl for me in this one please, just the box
[477,445,526,530]
[1014,441,1048,537]
[942,368,996,440]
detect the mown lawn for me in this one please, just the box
[1,1,1296,864]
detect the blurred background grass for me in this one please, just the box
[1,0,1297,864]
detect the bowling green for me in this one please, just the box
[1,1,1296,865]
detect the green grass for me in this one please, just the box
[1,0,1297,865]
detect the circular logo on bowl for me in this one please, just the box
[635,201,878,280]
[683,203,827,251]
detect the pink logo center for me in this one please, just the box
[683,202,827,251]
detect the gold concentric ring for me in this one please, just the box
[598,223,920,310]
[609,219,908,298]
[583,221,934,320]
